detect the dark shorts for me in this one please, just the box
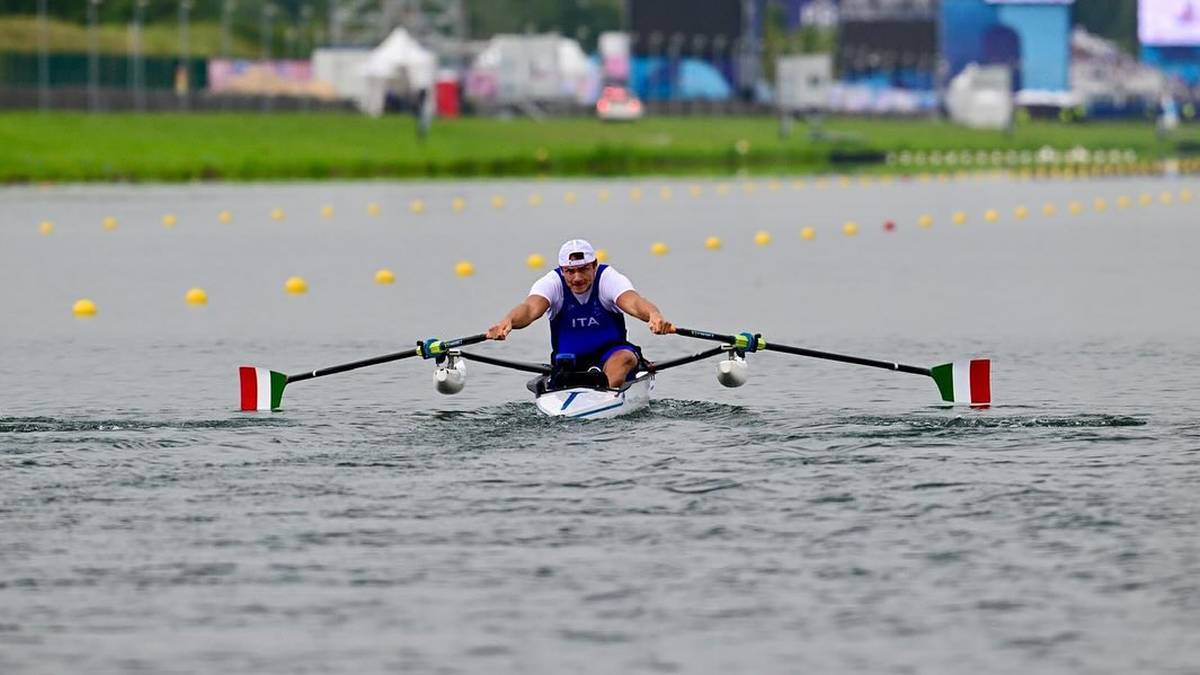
[559,343,642,371]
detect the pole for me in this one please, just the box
[260,3,275,112]
[88,0,101,113]
[179,0,192,110]
[37,0,49,111]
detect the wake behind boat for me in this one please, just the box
[237,328,992,416]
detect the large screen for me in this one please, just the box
[1140,0,1200,46]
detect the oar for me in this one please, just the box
[671,327,991,406]
[238,334,487,411]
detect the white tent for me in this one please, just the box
[359,28,436,117]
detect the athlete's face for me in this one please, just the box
[561,261,597,295]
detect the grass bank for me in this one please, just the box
[0,112,1184,183]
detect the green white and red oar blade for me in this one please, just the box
[930,359,991,407]
[237,333,489,412]
[239,366,288,411]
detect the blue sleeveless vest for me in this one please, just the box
[549,264,627,360]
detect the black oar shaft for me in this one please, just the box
[458,350,550,374]
[649,346,728,372]
[286,334,487,383]
[673,327,931,377]
[765,343,930,377]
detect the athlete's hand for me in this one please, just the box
[487,320,513,340]
[648,313,673,335]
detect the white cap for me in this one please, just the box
[557,239,596,268]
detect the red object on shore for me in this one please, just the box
[435,80,459,118]
[884,220,896,231]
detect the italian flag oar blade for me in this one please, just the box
[930,359,991,406]
[239,366,288,411]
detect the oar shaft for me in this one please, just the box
[458,350,550,374]
[765,343,930,377]
[673,327,931,377]
[286,334,487,383]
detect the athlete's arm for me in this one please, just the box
[487,295,550,340]
[615,290,673,335]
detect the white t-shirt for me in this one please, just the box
[529,266,635,319]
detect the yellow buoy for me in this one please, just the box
[716,183,731,195]
[409,199,426,214]
[491,195,506,209]
[162,214,177,228]
[1042,203,1058,216]
[103,216,119,231]
[39,220,54,235]
[72,298,97,317]
[564,191,578,204]
[367,202,381,216]
[321,205,334,219]
[768,180,782,191]
[454,260,475,278]
[218,210,233,224]
[528,193,543,207]
[374,269,395,285]
[451,197,466,212]
[1180,189,1194,203]
[270,208,285,221]
[753,230,772,246]
[659,187,672,200]
[650,242,668,256]
[984,209,999,222]
[597,189,611,202]
[689,184,703,197]
[837,175,850,188]
[595,248,609,263]
[792,179,806,190]
[1160,191,1173,205]
[184,288,208,306]
[742,182,757,194]
[952,211,967,225]
[1094,198,1108,212]
[800,226,816,240]
[704,236,722,250]
[284,276,308,294]
[1117,195,1132,209]
[917,214,934,229]
[1068,201,1084,215]
[630,187,643,201]
[1139,193,1153,206]
[842,221,859,236]
[525,253,545,269]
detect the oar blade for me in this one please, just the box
[930,359,991,406]
[238,366,288,411]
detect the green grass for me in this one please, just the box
[0,112,1183,183]
[0,16,259,57]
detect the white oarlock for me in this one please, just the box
[716,351,748,388]
[433,351,467,395]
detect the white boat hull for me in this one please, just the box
[534,372,654,419]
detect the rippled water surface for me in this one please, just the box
[3,177,1200,673]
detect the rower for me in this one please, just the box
[486,239,674,388]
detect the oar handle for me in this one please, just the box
[672,327,931,377]
[287,333,487,383]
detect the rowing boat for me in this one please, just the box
[530,370,654,419]
[238,329,992,415]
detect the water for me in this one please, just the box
[3,176,1200,673]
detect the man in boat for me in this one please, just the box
[486,239,673,388]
